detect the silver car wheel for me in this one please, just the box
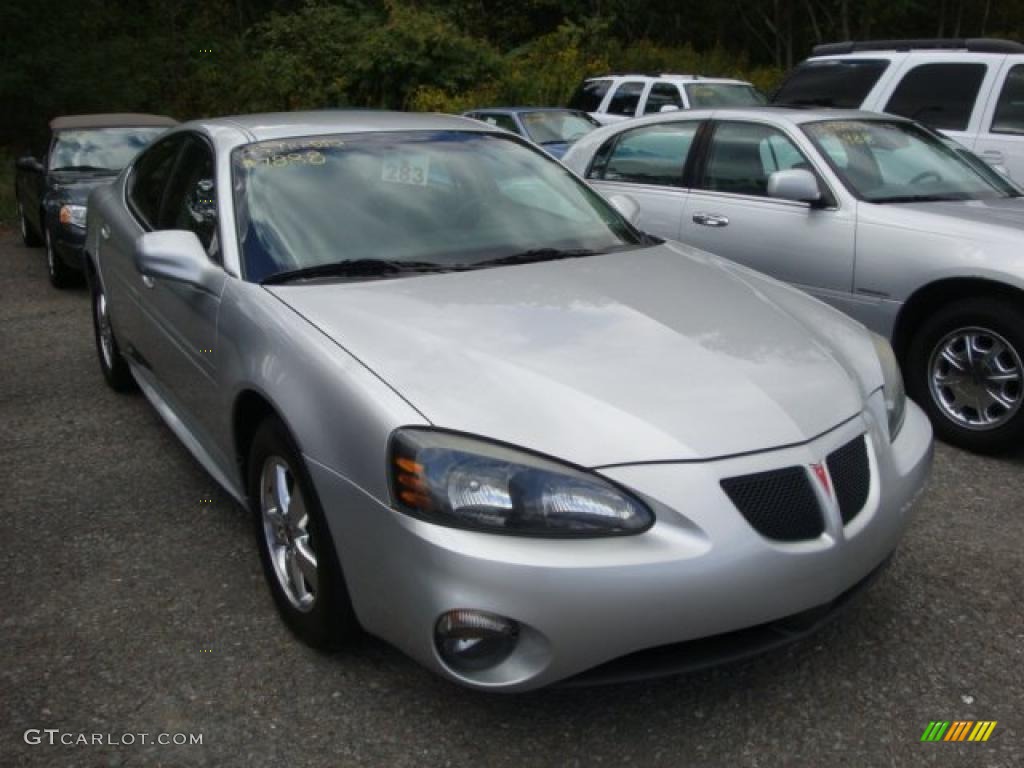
[18,204,27,241]
[95,289,115,370]
[929,326,1023,431]
[45,230,55,276]
[260,457,318,612]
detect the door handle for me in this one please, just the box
[100,224,111,240]
[692,212,730,228]
[980,149,1005,163]
[141,275,155,289]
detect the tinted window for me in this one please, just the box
[773,59,889,108]
[643,83,683,114]
[476,113,521,134]
[162,136,219,258]
[128,135,185,228]
[49,126,167,172]
[992,64,1024,135]
[568,79,612,112]
[700,122,812,197]
[606,82,645,116]
[519,111,598,144]
[591,122,699,187]
[885,63,986,131]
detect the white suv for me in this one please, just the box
[568,74,765,125]
[773,38,1024,182]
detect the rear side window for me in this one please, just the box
[884,63,987,131]
[568,79,612,112]
[127,135,184,228]
[773,59,889,108]
[476,113,521,135]
[644,83,684,114]
[992,64,1024,135]
[606,82,645,116]
[589,122,699,187]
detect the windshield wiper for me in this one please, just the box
[261,258,454,285]
[468,248,602,269]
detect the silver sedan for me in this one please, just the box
[85,111,932,691]
[563,108,1024,453]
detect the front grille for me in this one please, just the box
[720,466,823,541]
[827,435,870,524]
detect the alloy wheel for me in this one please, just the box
[95,288,115,370]
[45,230,55,277]
[928,326,1023,431]
[260,456,318,612]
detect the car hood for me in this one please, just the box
[541,142,570,159]
[867,197,1024,243]
[267,243,876,467]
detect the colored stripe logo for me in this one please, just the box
[920,721,997,742]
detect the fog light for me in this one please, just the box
[435,610,519,672]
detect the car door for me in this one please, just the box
[679,120,856,300]
[109,133,189,364]
[140,133,226,437]
[584,120,703,240]
[973,60,1024,183]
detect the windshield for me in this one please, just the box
[519,111,599,145]
[49,127,167,172]
[232,131,642,283]
[684,83,766,108]
[803,119,1021,203]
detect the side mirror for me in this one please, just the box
[134,230,219,293]
[767,169,822,205]
[608,193,640,224]
[16,155,43,173]
[659,105,680,113]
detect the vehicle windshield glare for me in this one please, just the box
[232,131,642,283]
[519,111,599,145]
[803,119,1021,203]
[49,127,168,172]
[684,83,766,108]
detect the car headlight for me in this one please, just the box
[59,204,87,229]
[871,333,906,440]
[389,428,654,536]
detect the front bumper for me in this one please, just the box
[50,224,86,272]
[310,397,932,692]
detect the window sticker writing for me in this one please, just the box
[381,155,430,186]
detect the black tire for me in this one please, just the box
[18,202,42,247]
[45,225,78,289]
[248,416,359,649]
[89,271,135,392]
[906,297,1024,454]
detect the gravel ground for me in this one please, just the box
[1,231,1021,767]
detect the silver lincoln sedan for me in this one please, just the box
[85,111,932,691]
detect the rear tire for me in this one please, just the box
[248,416,359,649]
[906,297,1024,453]
[45,226,78,289]
[90,271,135,392]
[18,202,42,247]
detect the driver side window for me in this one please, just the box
[160,136,220,262]
[700,122,813,197]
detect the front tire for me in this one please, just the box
[90,272,135,391]
[18,202,42,247]
[45,226,77,289]
[906,297,1024,453]
[248,416,359,649]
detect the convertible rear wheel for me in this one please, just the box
[45,227,77,289]
[248,417,358,649]
[90,274,134,391]
[907,297,1024,453]
[18,203,42,247]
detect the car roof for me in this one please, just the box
[584,74,752,85]
[591,105,909,127]
[193,110,491,142]
[467,107,585,114]
[49,113,178,131]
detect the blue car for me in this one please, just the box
[461,107,600,159]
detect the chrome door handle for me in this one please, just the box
[980,149,1005,163]
[692,213,729,227]
[100,225,111,240]
[141,275,155,289]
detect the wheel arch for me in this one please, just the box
[232,388,301,494]
[892,277,1024,362]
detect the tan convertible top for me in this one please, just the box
[49,113,178,131]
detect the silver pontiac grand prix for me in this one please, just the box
[85,111,932,691]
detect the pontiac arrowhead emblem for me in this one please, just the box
[811,463,832,497]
